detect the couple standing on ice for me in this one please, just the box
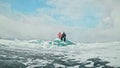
[58,32,66,42]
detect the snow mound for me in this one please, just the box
[49,39,75,46]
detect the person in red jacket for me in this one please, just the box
[58,32,62,39]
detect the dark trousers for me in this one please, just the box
[61,36,66,42]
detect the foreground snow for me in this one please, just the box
[0,39,120,68]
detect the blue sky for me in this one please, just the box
[0,0,120,42]
[1,0,49,14]
[0,0,101,28]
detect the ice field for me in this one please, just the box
[0,39,120,68]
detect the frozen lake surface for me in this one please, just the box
[0,39,120,68]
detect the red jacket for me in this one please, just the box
[58,32,62,39]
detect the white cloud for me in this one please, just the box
[45,0,120,42]
[0,2,60,40]
[0,0,120,42]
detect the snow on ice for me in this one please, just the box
[0,39,120,68]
